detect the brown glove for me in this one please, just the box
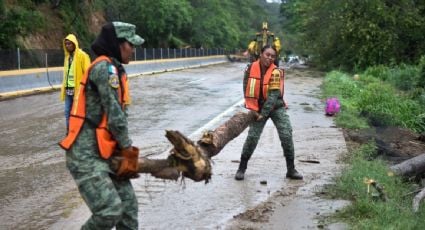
[253,111,264,121]
[116,146,140,179]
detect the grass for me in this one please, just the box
[324,144,425,229]
[322,70,425,133]
[321,66,425,229]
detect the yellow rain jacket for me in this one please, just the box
[60,34,91,101]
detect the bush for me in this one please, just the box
[417,56,425,88]
[364,64,421,91]
[322,70,425,133]
[356,82,424,131]
[387,64,419,91]
[0,4,44,48]
[322,71,361,99]
[363,65,391,81]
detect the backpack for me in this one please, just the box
[325,97,341,116]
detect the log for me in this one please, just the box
[413,187,425,212]
[198,111,257,158]
[111,111,257,182]
[388,153,425,178]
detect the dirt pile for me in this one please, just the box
[344,127,425,164]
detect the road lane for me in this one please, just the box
[0,62,246,229]
[0,63,347,230]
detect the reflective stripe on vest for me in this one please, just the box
[244,60,284,111]
[59,56,129,159]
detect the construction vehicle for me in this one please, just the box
[247,22,281,66]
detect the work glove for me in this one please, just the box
[253,111,264,121]
[116,146,140,179]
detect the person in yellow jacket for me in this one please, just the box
[61,34,91,133]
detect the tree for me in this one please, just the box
[280,0,425,71]
[0,2,43,49]
[103,0,193,48]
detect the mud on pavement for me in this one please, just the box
[226,67,350,230]
[0,63,350,230]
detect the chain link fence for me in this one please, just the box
[0,47,235,71]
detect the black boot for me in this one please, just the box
[234,157,249,180]
[286,158,303,180]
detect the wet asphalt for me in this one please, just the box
[0,63,347,229]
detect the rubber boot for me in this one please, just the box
[286,158,303,180]
[234,157,249,181]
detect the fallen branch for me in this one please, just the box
[413,187,425,212]
[111,111,257,182]
[299,159,320,164]
[388,153,425,178]
[401,188,423,198]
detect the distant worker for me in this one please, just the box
[247,22,281,66]
[61,34,91,134]
[235,45,303,181]
[59,22,144,229]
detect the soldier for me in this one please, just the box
[59,22,144,229]
[247,22,281,66]
[235,45,303,181]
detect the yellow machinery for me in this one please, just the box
[247,22,281,63]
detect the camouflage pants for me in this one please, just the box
[241,107,294,161]
[69,170,138,230]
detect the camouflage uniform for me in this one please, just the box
[241,90,294,160]
[236,64,302,180]
[65,22,144,230]
[66,59,138,230]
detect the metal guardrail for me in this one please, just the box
[0,55,230,99]
[0,47,233,71]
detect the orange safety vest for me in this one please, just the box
[244,60,284,112]
[59,55,130,159]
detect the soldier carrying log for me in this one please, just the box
[59,21,144,229]
[235,45,303,181]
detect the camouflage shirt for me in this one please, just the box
[260,90,285,118]
[66,58,132,173]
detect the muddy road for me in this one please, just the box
[0,63,348,229]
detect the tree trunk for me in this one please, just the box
[198,111,257,158]
[112,111,257,182]
[388,153,425,178]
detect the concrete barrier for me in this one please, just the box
[0,56,228,99]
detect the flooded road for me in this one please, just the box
[0,63,348,229]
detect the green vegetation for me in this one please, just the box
[1,0,283,50]
[99,0,283,49]
[281,0,425,71]
[0,0,44,48]
[296,1,425,227]
[56,0,94,47]
[322,67,425,133]
[324,143,425,229]
[321,60,425,229]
